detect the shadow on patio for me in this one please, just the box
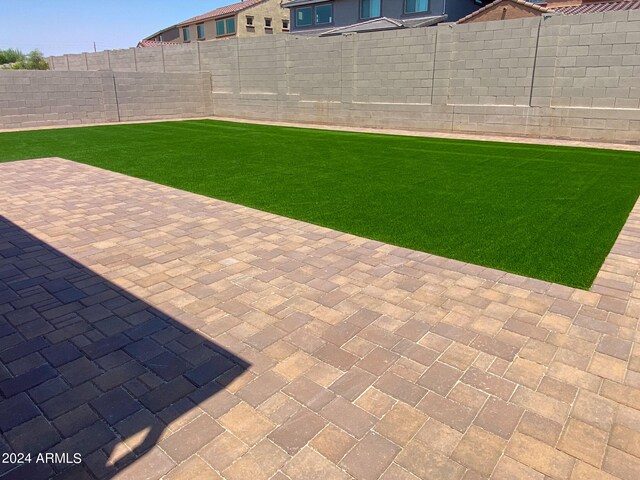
[0,215,250,479]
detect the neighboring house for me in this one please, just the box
[457,0,551,22]
[281,0,490,35]
[139,25,181,45]
[457,0,640,23]
[176,0,290,42]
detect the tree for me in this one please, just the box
[0,48,49,70]
[0,48,24,65]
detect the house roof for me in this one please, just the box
[318,15,447,36]
[550,0,640,15]
[457,0,553,23]
[403,14,449,27]
[321,17,404,36]
[137,40,180,48]
[178,0,267,25]
[458,0,640,23]
[141,25,178,42]
[282,0,329,7]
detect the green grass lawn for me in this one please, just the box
[1,119,639,289]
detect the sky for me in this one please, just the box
[0,1,226,56]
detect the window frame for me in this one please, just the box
[265,17,273,28]
[226,17,236,34]
[215,16,236,37]
[216,19,225,36]
[360,0,381,20]
[295,3,333,28]
[403,0,429,14]
[246,15,254,26]
[295,6,313,27]
[314,4,333,25]
[282,19,290,30]
[182,27,191,42]
[196,24,205,40]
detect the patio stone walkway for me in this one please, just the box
[0,157,639,480]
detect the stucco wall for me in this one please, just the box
[238,0,291,37]
[176,0,290,42]
[24,11,640,142]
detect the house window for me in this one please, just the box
[296,7,313,27]
[216,20,225,35]
[216,17,236,36]
[265,18,272,28]
[361,0,381,19]
[197,24,205,39]
[226,17,236,34]
[246,15,254,26]
[296,4,332,27]
[405,0,428,13]
[182,27,191,42]
[282,19,290,30]
[315,4,333,24]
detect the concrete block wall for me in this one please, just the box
[50,55,70,71]
[163,44,200,73]
[0,71,117,129]
[0,70,213,129]
[237,36,285,95]
[67,53,89,71]
[546,12,640,110]
[108,49,137,72]
[352,28,437,105]
[444,18,539,106]
[200,40,240,95]
[287,35,342,102]
[31,12,640,142]
[135,48,165,72]
[115,72,212,121]
[86,51,111,70]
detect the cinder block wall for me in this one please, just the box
[0,70,213,129]
[115,72,213,122]
[28,12,640,141]
[0,71,118,129]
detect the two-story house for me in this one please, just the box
[138,25,181,47]
[176,0,290,42]
[282,0,490,35]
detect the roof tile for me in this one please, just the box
[178,0,267,25]
[137,40,179,48]
[550,0,640,15]
[457,0,552,24]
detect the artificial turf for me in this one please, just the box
[1,119,639,289]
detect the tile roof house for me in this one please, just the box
[138,25,181,46]
[175,0,290,43]
[457,0,640,23]
[282,0,491,35]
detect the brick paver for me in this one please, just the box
[0,157,639,480]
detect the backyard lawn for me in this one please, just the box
[1,119,639,289]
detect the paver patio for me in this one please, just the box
[0,157,639,480]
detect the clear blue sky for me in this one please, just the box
[0,1,225,56]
